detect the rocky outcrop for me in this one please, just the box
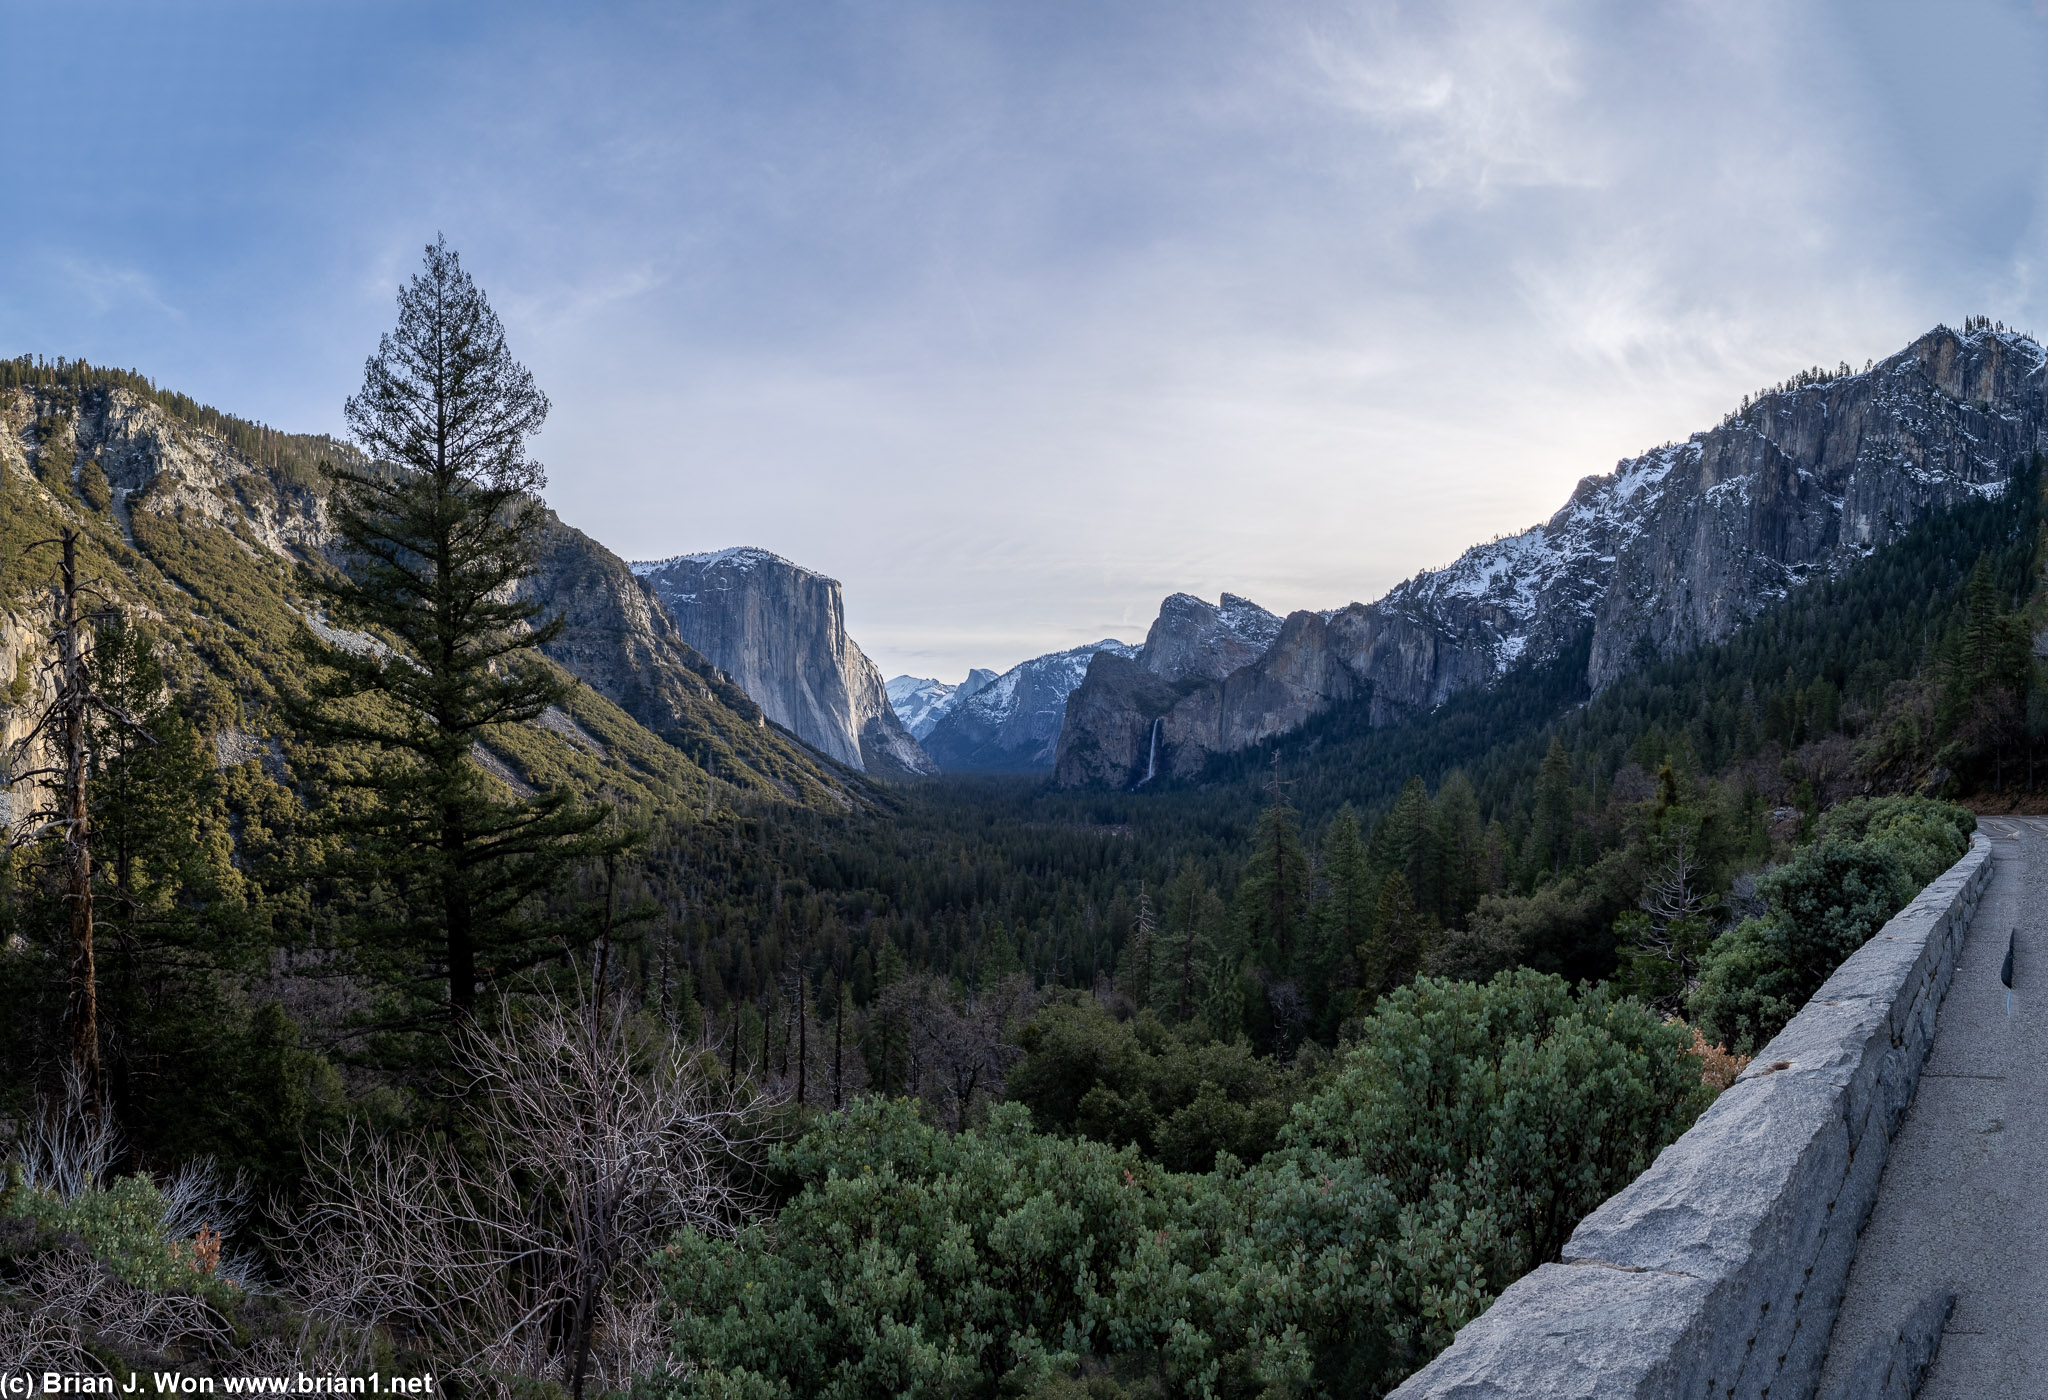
[1046,652,1185,788]
[1139,593,1282,682]
[632,548,937,777]
[1052,608,1352,787]
[888,669,998,740]
[519,515,778,745]
[0,381,849,807]
[926,595,1276,776]
[1056,324,2048,787]
[923,639,1135,772]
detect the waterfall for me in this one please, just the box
[1136,716,1162,787]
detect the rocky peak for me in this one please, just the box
[1056,322,2048,787]
[634,548,936,777]
[1139,592,1283,683]
[888,667,999,740]
[921,639,1134,771]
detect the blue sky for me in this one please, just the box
[6,1,2048,680]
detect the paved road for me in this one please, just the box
[1817,816,2048,1397]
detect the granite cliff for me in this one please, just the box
[0,374,851,812]
[632,548,937,777]
[1139,592,1283,682]
[906,594,1277,773]
[1056,323,2048,787]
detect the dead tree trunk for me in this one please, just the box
[56,532,99,1108]
[5,530,155,1118]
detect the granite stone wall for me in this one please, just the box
[1390,831,1994,1400]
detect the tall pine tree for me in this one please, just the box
[1236,794,1310,975]
[1153,858,1225,1028]
[1524,736,1575,881]
[297,237,620,1022]
[1310,805,1373,1025]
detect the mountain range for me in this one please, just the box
[887,670,999,740]
[915,639,1136,772]
[1051,322,2048,785]
[0,370,860,819]
[9,320,2041,806]
[853,322,2045,786]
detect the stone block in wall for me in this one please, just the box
[1384,1262,1716,1399]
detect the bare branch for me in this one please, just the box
[279,988,773,1395]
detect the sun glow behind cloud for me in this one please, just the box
[3,0,2046,679]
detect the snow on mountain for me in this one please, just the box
[887,668,998,740]
[630,545,804,579]
[1057,321,2048,786]
[921,640,1135,771]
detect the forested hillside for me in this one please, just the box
[3,261,2041,1397]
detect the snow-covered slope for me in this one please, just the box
[1057,322,2048,786]
[887,668,998,740]
[922,640,1135,771]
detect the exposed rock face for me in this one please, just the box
[888,668,998,740]
[519,516,782,746]
[1056,324,2048,787]
[0,382,847,806]
[19,379,334,555]
[632,548,937,777]
[1047,652,1183,788]
[919,595,1276,774]
[923,639,1135,771]
[1139,593,1283,682]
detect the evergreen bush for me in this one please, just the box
[1691,801,1974,1052]
[654,972,1710,1399]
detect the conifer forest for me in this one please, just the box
[2,244,2040,1398]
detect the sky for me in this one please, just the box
[5,1,2048,682]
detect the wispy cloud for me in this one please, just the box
[54,256,181,320]
[1306,0,1604,196]
[7,1,2048,679]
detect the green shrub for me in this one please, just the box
[78,457,114,512]
[1691,800,1974,1052]
[654,972,1711,1399]
[659,1097,1160,1397]
[1007,1001,1303,1171]
[4,1173,230,1296]
[1686,917,1804,1057]
[1814,795,1972,885]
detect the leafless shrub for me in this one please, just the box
[159,1157,261,1290]
[14,1069,119,1198]
[875,973,1036,1131]
[0,1294,92,1371]
[17,1244,235,1359]
[281,989,772,1398]
[0,1075,277,1373]
[8,1073,261,1289]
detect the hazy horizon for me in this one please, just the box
[6,0,2047,680]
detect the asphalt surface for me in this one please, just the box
[1816,816,2048,1397]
